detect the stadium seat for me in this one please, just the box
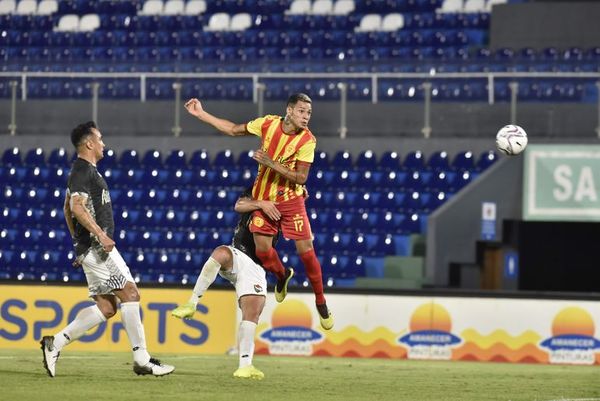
[427,150,450,171]
[2,147,22,166]
[119,149,141,168]
[164,149,188,168]
[379,151,402,171]
[142,150,164,168]
[213,149,235,168]
[355,150,377,170]
[331,150,353,170]
[403,150,426,170]
[476,150,497,171]
[451,150,475,171]
[189,149,211,169]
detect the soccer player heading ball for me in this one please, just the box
[184,93,334,330]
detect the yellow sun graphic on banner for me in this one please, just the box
[552,307,595,337]
[271,299,314,328]
[410,303,452,332]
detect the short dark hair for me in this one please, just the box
[71,121,97,148]
[287,93,312,107]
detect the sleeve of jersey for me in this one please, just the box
[245,116,268,138]
[68,167,91,198]
[296,139,316,163]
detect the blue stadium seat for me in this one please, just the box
[2,147,22,166]
[142,150,163,168]
[164,150,188,169]
[189,149,211,169]
[403,150,425,170]
[45,148,69,168]
[119,149,141,168]
[355,170,383,189]
[427,150,450,171]
[451,150,475,171]
[355,150,378,170]
[24,148,45,166]
[331,151,353,170]
[475,150,497,172]
[369,234,396,256]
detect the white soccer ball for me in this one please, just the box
[495,125,528,156]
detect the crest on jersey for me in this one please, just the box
[254,284,263,293]
[253,216,265,228]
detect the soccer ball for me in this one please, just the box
[495,125,528,156]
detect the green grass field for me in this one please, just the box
[1,349,599,401]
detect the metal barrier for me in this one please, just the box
[2,71,600,138]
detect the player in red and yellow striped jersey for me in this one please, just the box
[184,93,333,330]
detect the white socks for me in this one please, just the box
[53,304,107,351]
[238,320,257,368]
[188,257,222,304]
[120,301,151,366]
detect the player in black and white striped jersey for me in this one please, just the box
[40,121,174,378]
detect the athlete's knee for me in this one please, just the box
[120,282,141,302]
[211,245,233,266]
[97,303,117,319]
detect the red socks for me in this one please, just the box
[255,248,285,280]
[299,248,326,305]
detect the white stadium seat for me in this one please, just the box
[205,12,230,31]
[55,14,79,31]
[0,0,16,15]
[437,0,463,13]
[36,0,57,15]
[79,13,100,31]
[312,0,333,15]
[355,14,382,32]
[163,0,184,15]
[332,0,354,15]
[139,0,163,15]
[287,0,311,15]
[184,0,206,15]
[15,0,37,14]
[381,13,404,31]
[463,0,485,13]
[230,13,252,31]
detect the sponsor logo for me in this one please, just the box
[254,284,263,293]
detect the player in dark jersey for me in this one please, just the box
[171,189,285,380]
[40,121,174,378]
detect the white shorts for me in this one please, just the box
[219,246,267,299]
[81,247,135,297]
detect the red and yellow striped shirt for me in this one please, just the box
[246,114,316,202]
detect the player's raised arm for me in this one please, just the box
[69,194,115,252]
[184,98,248,137]
[235,195,281,221]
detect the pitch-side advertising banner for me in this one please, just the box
[255,293,600,365]
[523,145,600,221]
[3,285,600,365]
[0,285,237,353]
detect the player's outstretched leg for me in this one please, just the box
[171,302,197,319]
[274,267,294,303]
[40,336,60,378]
[172,256,222,320]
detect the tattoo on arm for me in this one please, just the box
[70,196,105,238]
[63,195,76,238]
